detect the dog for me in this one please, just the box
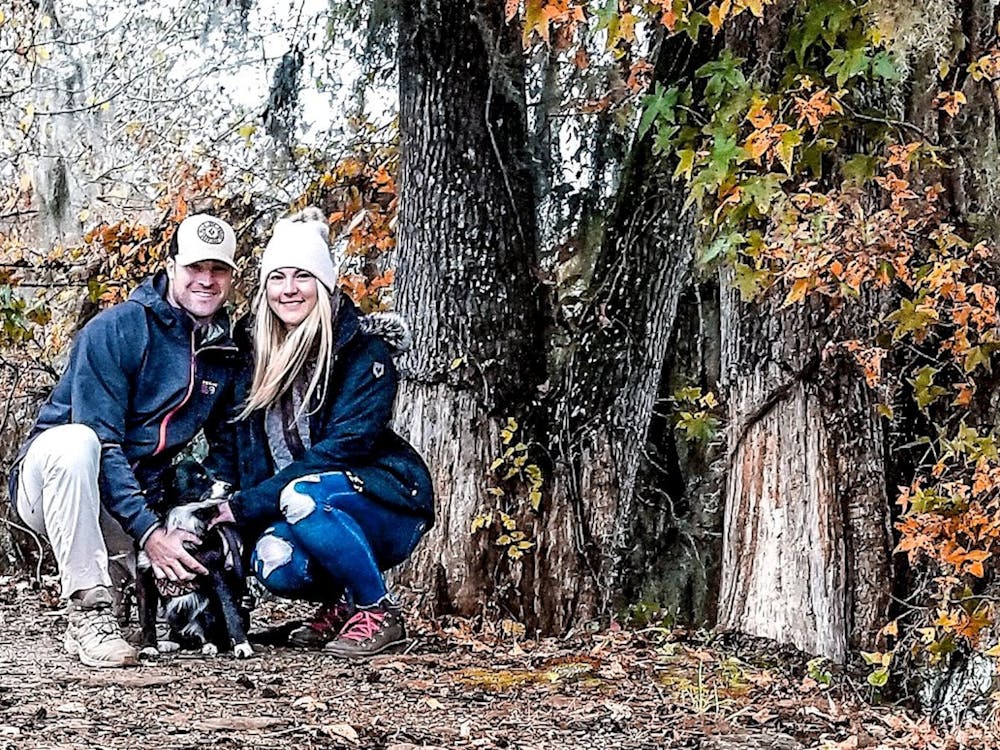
[135,460,252,659]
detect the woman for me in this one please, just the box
[215,207,434,657]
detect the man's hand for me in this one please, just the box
[143,527,207,581]
[208,500,236,529]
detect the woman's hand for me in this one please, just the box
[209,500,236,529]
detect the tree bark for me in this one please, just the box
[717,284,893,660]
[619,280,725,625]
[713,2,897,662]
[392,0,546,619]
[522,31,714,631]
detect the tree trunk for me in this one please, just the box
[522,31,714,632]
[392,0,546,619]
[619,280,725,625]
[717,282,893,660]
[712,2,898,662]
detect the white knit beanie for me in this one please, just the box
[260,207,338,292]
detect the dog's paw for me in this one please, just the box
[157,640,180,654]
[232,641,253,659]
[201,643,219,657]
[138,645,160,660]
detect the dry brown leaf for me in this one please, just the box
[194,716,286,731]
[323,723,360,743]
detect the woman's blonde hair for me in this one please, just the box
[238,278,338,419]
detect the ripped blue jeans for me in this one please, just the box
[250,472,427,607]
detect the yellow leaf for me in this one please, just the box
[782,277,810,307]
[984,642,1000,657]
[674,149,696,181]
[18,103,34,133]
[489,458,504,471]
[522,0,548,46]
[449,356,465,370]
[529,489,542,511]
[880,619,898,638]
[618,12,636,44]
[707,4,724,35]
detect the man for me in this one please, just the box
[8,213,242,667]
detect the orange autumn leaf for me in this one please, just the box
[933,90,967,117]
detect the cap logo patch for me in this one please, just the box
[373,362,385,379]
[197,220,226,245]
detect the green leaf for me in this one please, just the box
[733,262,771,301]
[871,51,902,82]
[695,50,747,104]
[698,231,744,267]
[867,666,889,688]
[826,45,871,89]
[709,134,743,175]
[910,366,948,411]
[637,84,679,141]
[887,297,938,342]
[842,153,879,184]
[674,149,696,181]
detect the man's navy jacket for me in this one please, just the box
[10,272,240,543]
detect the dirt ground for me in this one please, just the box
[0,577,996,750]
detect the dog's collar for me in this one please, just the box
[155,577,199,598]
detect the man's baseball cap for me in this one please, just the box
[174,214,238,270]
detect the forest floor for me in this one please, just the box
[0,576,996,750]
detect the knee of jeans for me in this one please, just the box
[252,532,294,581]
[278,476,321,524]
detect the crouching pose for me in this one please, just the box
[9,214,241,668]
[214,207,434,657]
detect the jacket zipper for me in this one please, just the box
[153,331,197,456]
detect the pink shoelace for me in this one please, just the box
[338,610,385,642]
[308,601,351,635]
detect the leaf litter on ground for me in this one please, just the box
[0,576,996,749]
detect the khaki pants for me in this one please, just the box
[15,424,135,600]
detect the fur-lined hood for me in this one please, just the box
[359,312,412,355]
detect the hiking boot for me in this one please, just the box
[323,602,406,659]
[288,598,355,649]
[64,587,139,668]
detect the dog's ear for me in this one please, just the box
[160,464,179,491]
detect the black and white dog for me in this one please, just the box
[136,460,252,659]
